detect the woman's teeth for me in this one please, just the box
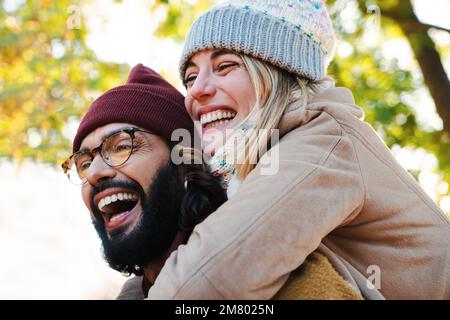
[200,110,236,128]
[205,119,231,128]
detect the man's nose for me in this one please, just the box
[85,155,116,186]
[189,72,217,103]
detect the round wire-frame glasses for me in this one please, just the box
[61,127,152,185]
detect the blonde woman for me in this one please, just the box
[146,0,450,299]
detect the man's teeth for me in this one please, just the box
[98,193,138,211]
[200,110,236,126]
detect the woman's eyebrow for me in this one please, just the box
[185,49,238,71]
[210,49,237,60]
[185,59,196,71]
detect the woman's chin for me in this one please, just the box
[201,125,232,155]
[202,143,217,157]
[200,115,248,158]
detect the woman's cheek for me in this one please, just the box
[184,96,195,119]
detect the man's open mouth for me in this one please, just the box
[96,191,140,229]
[200,109,236,129]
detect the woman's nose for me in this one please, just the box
[189,73,217,103]
[85,155,116,186]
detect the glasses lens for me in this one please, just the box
[67,167,85,185]
[74,151,94,182]
[63,153,89,185]
[102,131,133,167]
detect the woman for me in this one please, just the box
[148,0,450,299]
[111,65,363,300]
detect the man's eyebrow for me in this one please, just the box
[184,49,239,72]
[79,127,131,151]
[101,127,127,141]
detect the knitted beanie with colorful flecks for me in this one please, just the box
[180,0,336,81]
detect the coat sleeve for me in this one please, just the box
[147,109,365,299]
[116,276,145,300]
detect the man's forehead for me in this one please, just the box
[80,122,136,149]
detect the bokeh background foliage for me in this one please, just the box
[1,0,449,203]
[0,0,126,165]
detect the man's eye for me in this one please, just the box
[183,74,197,88]
[77,160,92,172]
[113,143,132,153]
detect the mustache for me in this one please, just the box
[89,179,143,212]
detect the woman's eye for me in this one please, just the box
[183,74,197,88]
[215,63,238,74]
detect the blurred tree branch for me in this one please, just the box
[359,0,450,133]
[414,23,449,34]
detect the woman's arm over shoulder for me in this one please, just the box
[149,111,365,299]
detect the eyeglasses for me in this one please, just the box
[62,127,153,185]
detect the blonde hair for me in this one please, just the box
[235,55,333,179]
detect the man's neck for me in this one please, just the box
[143,257,166,284]
[142,230,190,285]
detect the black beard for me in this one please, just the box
[90,162,184,276]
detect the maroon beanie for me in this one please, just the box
[73,64,195,152]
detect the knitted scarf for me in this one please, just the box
[207,121,254,197]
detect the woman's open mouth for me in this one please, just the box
[200,109,236,130]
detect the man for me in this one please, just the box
[63,64,363,299]
[62,64,226,297]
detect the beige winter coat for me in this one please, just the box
[117,251,364,300]
[146,87,450,300]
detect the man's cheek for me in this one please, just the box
[81,187,93,211]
